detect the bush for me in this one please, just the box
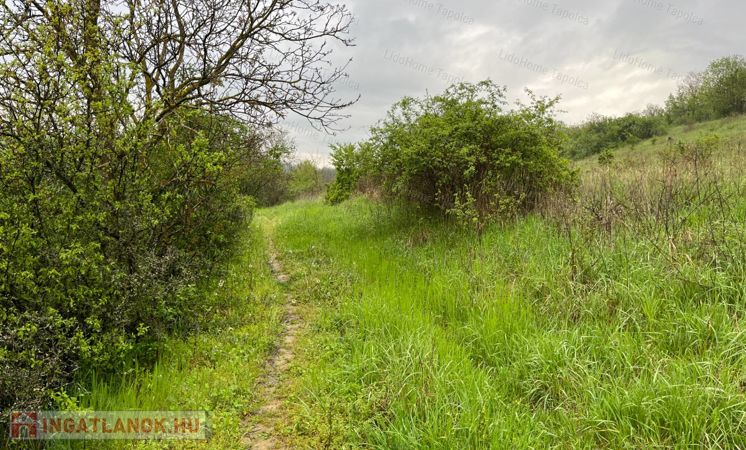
[0,105,268,412]
[0,0,354,416]
[0,97,321,420]
[326,81,575,223]
[325,143,375,204]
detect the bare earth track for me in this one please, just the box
[241,244,299,450]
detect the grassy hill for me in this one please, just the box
[576,114,746,170]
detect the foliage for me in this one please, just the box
[665,55,746,124]
[564,112,668,158]
[565,55,746,160]
[262,130,746,446]
[325,142,375,204]
[0,106,264,413]
[238,132,294,207]
[327,81,575,223]
[288,161,325,199]
[0,0,354,414]
[597,149,615,165]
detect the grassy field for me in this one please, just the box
[260,128,746,448]
[19,119,745,449]
[575,114,746,171]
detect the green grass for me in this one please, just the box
[263,191,746,448]
[20,222,287,450]
[576,114,746,171]
[19,119,745,449]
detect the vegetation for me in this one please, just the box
[565,55,746,159]
[326,82,576,223]
[288,160,332,200]
[242,142,337,208]
[262,128,746,447]
[666,55,746,124]
[1,3,745,445]
[0,0,353,421]
[57,223,285,449]
[564,111,668,158]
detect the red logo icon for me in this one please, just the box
[10,411,38,440]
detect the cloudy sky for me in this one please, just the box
[285,0,744,164]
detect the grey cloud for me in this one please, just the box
[286,0,745,165]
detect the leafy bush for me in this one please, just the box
[0,0,353,414]
[327,81,575,223]
[0,107,268,412]
[325,143,375,204]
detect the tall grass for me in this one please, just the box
[18,223,287,450]
[264,131,746,448]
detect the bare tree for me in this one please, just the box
[1,0,357,131]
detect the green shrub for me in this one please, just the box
[328,81,575,223]
[325,143,374,204]
[0,105,264,412]
[0,0,354,416]
[598,150,615,166]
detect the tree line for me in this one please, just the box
[565,55,746,158]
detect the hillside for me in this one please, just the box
[575,114,746,170]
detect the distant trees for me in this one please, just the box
[325,142,375,204]
[239,132,295,207]
[564,55,746,159]
[0,0,353,412]
[666,56,746,123]
[564,113,667,159]
[326,81,575,223]
[287,161,323,199]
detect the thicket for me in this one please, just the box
[563,112,668,159]
[326,81,576,224]
[0,0,353,413]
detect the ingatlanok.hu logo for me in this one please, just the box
[9,411,208,440]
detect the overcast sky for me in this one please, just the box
[285,0,744,164]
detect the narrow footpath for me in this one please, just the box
[242,242,300,450]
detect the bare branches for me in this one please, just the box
[0,0,357,132]
[119,0,357,128]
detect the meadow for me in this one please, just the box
[256,123,746,448]
[11,116,746,449]
[3,3,745,448]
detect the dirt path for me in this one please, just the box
[241,244,300,449]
